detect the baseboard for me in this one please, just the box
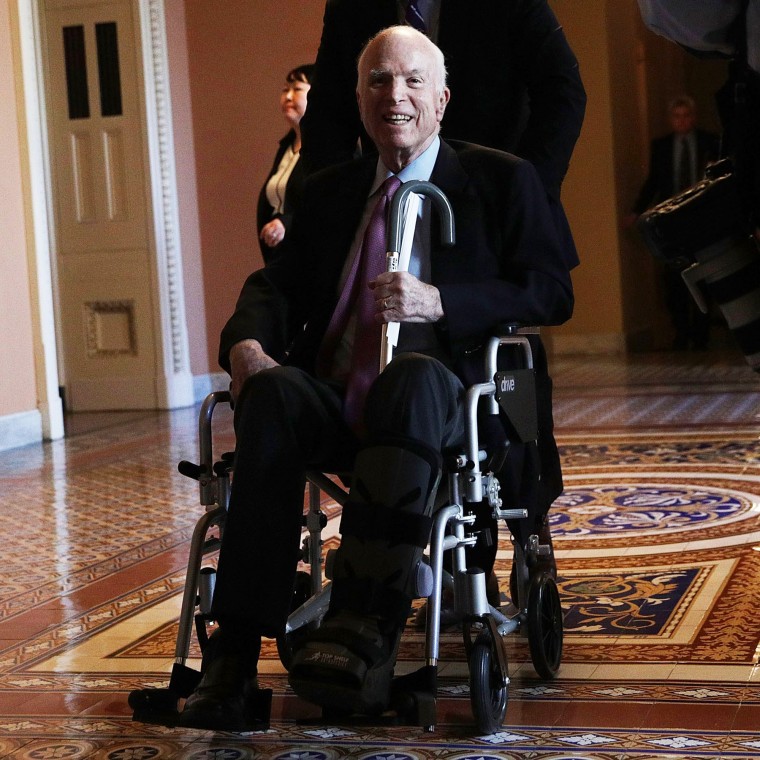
[0,410,43,452]
[552,332,626,356]
[626,326,657,353]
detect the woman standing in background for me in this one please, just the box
[257,64,314,261]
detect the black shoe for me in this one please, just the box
[179,628,260,733]
[179,655,259,731]
[534,521,558,580]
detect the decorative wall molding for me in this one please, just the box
[142,0,188,379]
[84,300,137,357]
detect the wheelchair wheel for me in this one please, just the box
[469,631,508,735]
[276,570,315,669]
[526,572,563,680]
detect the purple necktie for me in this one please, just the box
[405,0,427,32]
[318,176,402,431]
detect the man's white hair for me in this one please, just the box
[357,25,448,92]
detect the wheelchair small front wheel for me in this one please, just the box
[526,572,563,680]
[469,631,508,734]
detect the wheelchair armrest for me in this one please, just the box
[493,322,540,337]
[485,329,535,378]
[483,326,536,422]
[460,327,539,486]
[179,390,234,506]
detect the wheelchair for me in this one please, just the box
[129,329,564,735]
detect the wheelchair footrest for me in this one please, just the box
[391,665,438,729]
[129,687,182,727]
[128,663,197,727]
[169,662,203,698]
[296,665,438,729]
[129,665,273,732]
[239,688,273,732]
[129,663,204,727]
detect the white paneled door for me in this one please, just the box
[43,0,161,410]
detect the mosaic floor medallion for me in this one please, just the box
[554,483,751,536]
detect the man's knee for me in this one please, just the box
[235,366,309,432]
[365,353,463,445]
[238,365,300,399]
[372,353,454,396]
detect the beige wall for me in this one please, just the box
[185,0,727,362]
[0,0,38,419]
[0,0,735,448]
[551,0,726,353]
[552,0,626,352]
[183,0,324,369]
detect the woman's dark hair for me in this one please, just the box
[286,64,315,85]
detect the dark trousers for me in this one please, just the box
[664,268,710,349]
[210,353,465,638]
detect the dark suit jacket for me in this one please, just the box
[220,140,574,512]
[632,129,721,214]
[222,140,572,373]
[300,0,586,202]
[256,130,310,263]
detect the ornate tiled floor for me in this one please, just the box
[1,342,759,759]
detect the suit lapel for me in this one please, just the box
[314,159,377,308]
[429,140,470,252]
[430,139,470,197]
[332,161,376,255]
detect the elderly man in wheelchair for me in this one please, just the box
[176,26,574,732]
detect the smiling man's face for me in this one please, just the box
[357,27,449,172]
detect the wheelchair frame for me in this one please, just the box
[129,332,563,735]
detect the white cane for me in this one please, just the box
[381,180,456,371]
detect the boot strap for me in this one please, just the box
[340,500,432,549]
[330,577,412,629]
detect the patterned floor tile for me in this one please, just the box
[1,349,759,756]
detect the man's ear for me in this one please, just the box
[437,87,451,120]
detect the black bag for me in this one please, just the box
[637,159,747,268]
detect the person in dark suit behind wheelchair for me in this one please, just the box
[178,25,574,731]
[625,95,720,350]
[300,0,586,606]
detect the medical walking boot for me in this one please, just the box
[288,438,441,715]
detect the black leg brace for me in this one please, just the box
[288,437,441,714]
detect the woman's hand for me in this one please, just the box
[260,218,286,248]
